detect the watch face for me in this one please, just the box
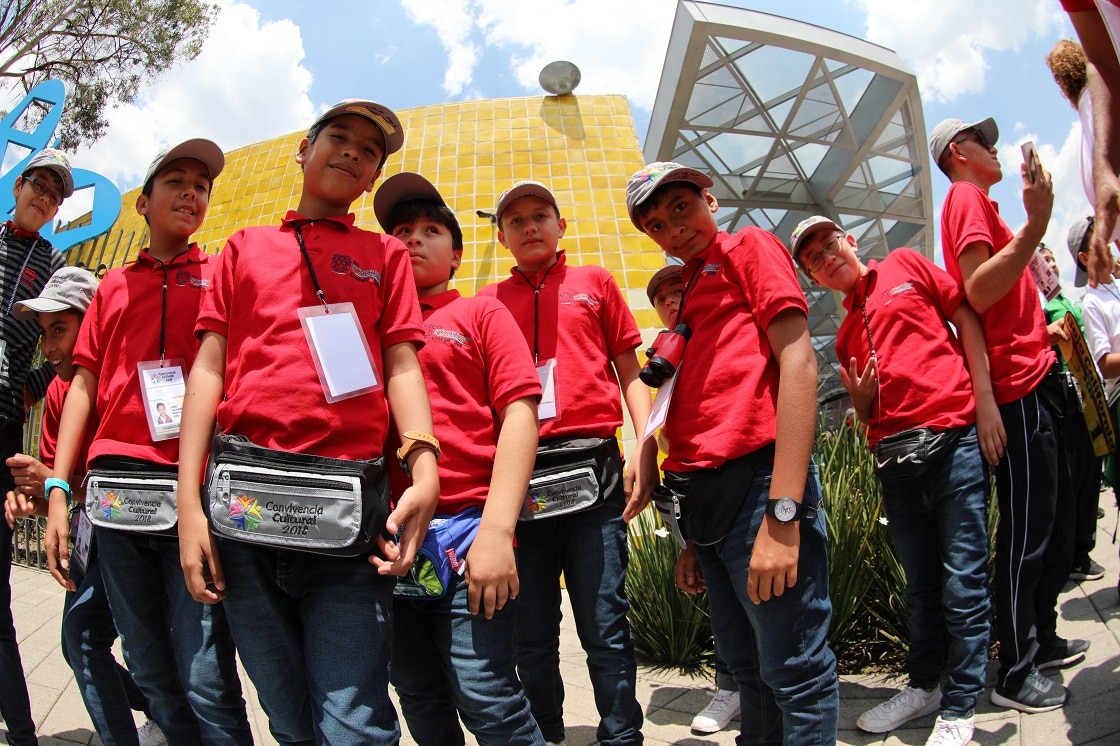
[773,497,798,522]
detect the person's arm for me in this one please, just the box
[675,541,706,594]
[369,341,440,576]
[613,349,658,521]
[956,167,1054,313]
[748,307,816,605]
[23,362,55,407]
[838,356,877,425]
[952,302,1007,464]
[177,331,227,604]
[44,367,97,591]
[464,396,538,619]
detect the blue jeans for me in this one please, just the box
[96,529,251,746]
[392,575,544,745]
[62,535,150,745]
[216,537,398,745]
[514,491,643,745]
[0,519,36,746]
[690,463,839,745]
[878,426,991,715]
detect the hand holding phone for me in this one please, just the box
[1021,141,1038,183]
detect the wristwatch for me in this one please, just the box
[396,431,441,475]
[765,496,817,524]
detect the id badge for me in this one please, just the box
[298,303,381,403]
[138,360,186,442]
[537,358,558,421]
[71,509,93,575]
[643,371,678,440]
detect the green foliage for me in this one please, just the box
[625,508,713,668]
[0,0,218,148]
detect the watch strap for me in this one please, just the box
[45,477,72,503]
[396,431,441,475]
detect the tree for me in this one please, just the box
[0,0,218,149]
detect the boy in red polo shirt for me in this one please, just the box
[932,116,1087,713]
[478,180,655,746]
[374,172,544,745]
[790,216,1001,746]
[176,100,439,745]
[44,139,253,743]
[626,162,838,744]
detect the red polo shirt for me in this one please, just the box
[196,212,424,461]
[73,246,211,467]
[478,251,641,440]
[836,249,976,447]
[39,378,92,475]
[387,290,540,513]
[940,181,1053,404]
[662,228,808,472]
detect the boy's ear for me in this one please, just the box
[556,216,567,239]
[11,176,21,201]
[296,138,310,165]
[497,229,509,249]
[135,192,149,217]
[451,249,462,270]
[703,190,719,213]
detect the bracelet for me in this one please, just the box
[396,431,441,476]
[44,478,72,501]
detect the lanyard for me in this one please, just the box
[293,221,330,311]
[152,248,190,365]
[854,272,881,419]
[513,263,557,364]
[0,225,40,317]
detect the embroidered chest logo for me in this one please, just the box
[174,269,209,288]
[878,282,914,306]
[331,253,382,285]
[19,268,36,289]
[558,290,601,308]
[701,262,721,276]
[425,323,472,349]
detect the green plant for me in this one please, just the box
[625,507,713,668]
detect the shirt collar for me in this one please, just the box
[841,260,879,313]
[2,221,38,240]
[420,289,461,313]
[281,210,356,230]
[137,243,206,268]
[509,250,566,282]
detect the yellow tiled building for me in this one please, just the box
[72,94,666,334]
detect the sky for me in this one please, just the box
[5,0,1094,290]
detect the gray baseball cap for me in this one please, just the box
[1067,216,1094,287]
[22,148,74,199]
[929,117,999,165]
[13,266,98,320]
[143,139,225,193]
[626,162,713,230]
[310,99,404,158]
[494,181,559,222]
[789,216,843,264]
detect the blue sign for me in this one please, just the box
[0,80,122,252]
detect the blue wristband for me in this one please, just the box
[44,478,72,500]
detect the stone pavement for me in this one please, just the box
[6,500,1120,746]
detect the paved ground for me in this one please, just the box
[6,497,1120,745]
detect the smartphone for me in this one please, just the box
[1021,141,1038,183]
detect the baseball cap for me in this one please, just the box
[626,162,714,230]
[646,265,683,305]
[13,267,98,320]
[373,172,445,228]
[309,99,404,158]
[1067,216,1094,287]
[143,139,225,192]
[494,181,559,222]
[929,117,999,164]
[789,216,842,263]
[22,148,74,199]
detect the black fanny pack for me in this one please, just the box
[872,427,963,481]
[86,457,179,536]
[659,444,775,549]
[204,434,389,557]
[520,437,622,520]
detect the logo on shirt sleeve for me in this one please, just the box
[330,253,382,285]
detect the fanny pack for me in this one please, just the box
[86,457,178,536]
[204,434,389,557]
[872,427,963,481]
[659,444,775,549]
[393,507,481,601]
[520,437,622,520]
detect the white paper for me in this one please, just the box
[643,372,678,440]
[71,509,93,574]
[537,359,558,421]
[305,311,378,398]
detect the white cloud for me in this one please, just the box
[70,0,314,193]
[856,0,1067,102]
[400,0,479,96]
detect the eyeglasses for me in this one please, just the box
[803,234,844,275]
[952,130,991,150]
[22,176,62,207]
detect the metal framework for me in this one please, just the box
[645,1,932,401]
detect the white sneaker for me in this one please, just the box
[925,714,975,746]
[137,718,168,746]
[691,688,739,733]
[856,686,940,733]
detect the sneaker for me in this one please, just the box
[990,668,1069,713]
[856,686,940,733]
[137,719,167,746]
[925,714,975,746]
[1036,637,1090,670]
[691,688,739,733]
[1070,557,1105,581]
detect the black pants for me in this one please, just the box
[1065,408,1103,563]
